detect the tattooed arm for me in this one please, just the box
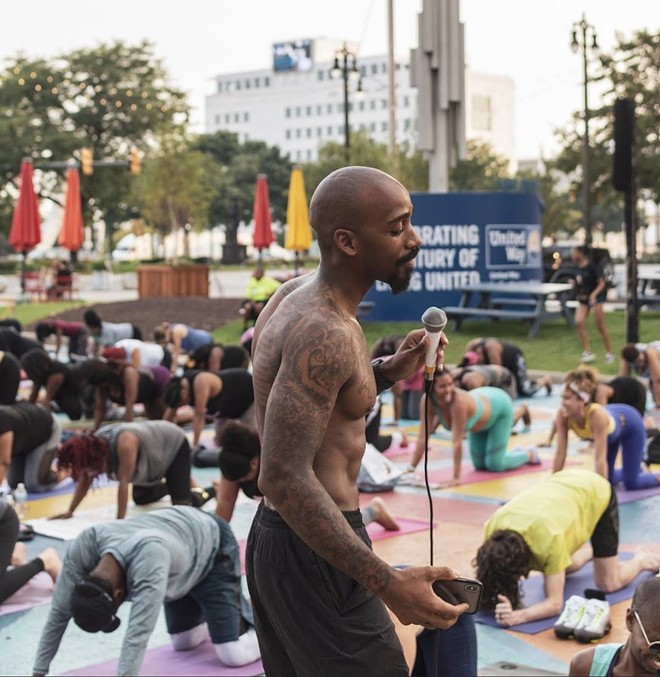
[257,313,466,629]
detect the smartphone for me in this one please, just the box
[432,577,483,614]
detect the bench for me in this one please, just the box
[490,297,538,308]
[445,306,539,332]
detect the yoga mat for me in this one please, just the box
[28,497,174,540]
[0,571,53,616]
[57,638,263,676]
[474,552,651,634]
[27,475,117,501]
[615,484,660,504]
[426,456,553,486]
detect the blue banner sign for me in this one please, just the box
[363,192,543,321]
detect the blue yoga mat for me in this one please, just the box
[474,552,653,634]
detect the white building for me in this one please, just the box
[205,38,515,167]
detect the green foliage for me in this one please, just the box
[0,41,189,246]
[549,28,660,232]
[449,140,510,191]
[192,131,293,227]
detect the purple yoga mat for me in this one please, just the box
[57,639,263,676]
[474,551,652,634]
[615,484,660,504]
[0,571,53,616]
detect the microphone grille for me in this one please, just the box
[421,307,447,332]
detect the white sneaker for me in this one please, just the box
[553,595,588,639]
[581,351,596,363]
[574,598,611,643]
[604,353,615,363]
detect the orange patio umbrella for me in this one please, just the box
[252,174,274,260]
[9,160,42,293]
[58,166,85,258]
[285,166,312,275]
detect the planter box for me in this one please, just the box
[137,265,209,298]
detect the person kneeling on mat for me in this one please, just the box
[32,506,260,676]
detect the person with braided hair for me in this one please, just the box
[475,469,660,627]
[50,421,212,520]
[552,366,660,490]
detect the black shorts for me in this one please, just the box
[246,503,408,677]
[591,487,618,559]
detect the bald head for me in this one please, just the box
[309,166,405,250]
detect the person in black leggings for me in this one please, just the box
[0,500,61,604]
[0,351,21,405]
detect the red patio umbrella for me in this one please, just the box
[9,160,42,293]
[58,166,85,258]
[252,174,273,259]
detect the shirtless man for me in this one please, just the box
[246,166,468,677]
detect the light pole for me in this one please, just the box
[571,15,599,245]
[331,44,361,165]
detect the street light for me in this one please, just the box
[571,14,599,245]
[331,44,362,165]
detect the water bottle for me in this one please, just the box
[13,483,28,521]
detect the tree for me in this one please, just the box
[0,41,188,249]
[449,140,510,191]
[133,133,218,260]
[192,131,293,228]
[550,29,659,233]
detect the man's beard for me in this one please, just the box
[388,247,419,295]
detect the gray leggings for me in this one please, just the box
[7,415,61,493]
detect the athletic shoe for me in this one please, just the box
[574,598,611,643]
[553,595,588,639]
[581,351,596,363]
[604,353,615,363]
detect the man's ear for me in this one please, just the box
[334,228,357,257]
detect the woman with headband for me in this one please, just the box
[552,366,660,490]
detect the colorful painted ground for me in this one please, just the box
[2,386,659,676]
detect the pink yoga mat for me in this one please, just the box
[427,457,552,485]
[58,639,263,676]
[0,571,53,616]
[237,516,433,571]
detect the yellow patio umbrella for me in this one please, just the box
[285,166,312,274]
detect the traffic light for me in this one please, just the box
[129,147,141,174]
[81,147,94,175]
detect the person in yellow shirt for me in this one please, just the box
[239,266,281,330]
[474,469,660,627]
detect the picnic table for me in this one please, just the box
[445,280,575,338]
[637,271,660,308]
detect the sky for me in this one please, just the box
[0,1,656,160]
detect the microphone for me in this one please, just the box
[421,307,447,382]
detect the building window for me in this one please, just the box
[327,104,332,114]
[327,125,333,135]
[295,106,301,117]
[235,80,241,90]
[226,81,233,92]
[285,107,291,118]
[255,77,260,87]
[403,96,410,107]
[472,95,492,131]
[244,112,249,122]
[215,115,220,125]
[306,128,312,138]
[306,105,312,116]
[286,129,291,139]
[225,114,231,124]
[296,129,302,138]
[217,82,223,93]
[316,104,322,115]
[370,100,376,110]
[371,63,378,75]
[234,113,240,123]
[317,127,322,137]
[381,99,387,109]
[306,149,312,160]
[358,101,365,111]
[317,70,324,81]
[264,76,270,86]
[245,79,250,89]
[381,121,388,132]
[370,122,376,132]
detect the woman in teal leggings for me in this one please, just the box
[409,369,539,486]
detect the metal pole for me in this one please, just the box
[342,48,350,165]
[387,0,396,157]
[625,119,638,344]
[581,21,592,245]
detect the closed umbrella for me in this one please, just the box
[285,166,312,275]
[8,160,42,293]
[252,174,273,260]
[58,167,85,259]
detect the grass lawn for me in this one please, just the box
[214,309,660,376]
[7,300,85,326]
[13,298,655,376]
